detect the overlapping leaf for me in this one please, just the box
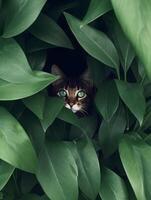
[37,141,78,200]
[82,0,112,25]
[111,0,151,79]
[69,138,100,200]
[100,167,128,200]
[95,80,119,121]
[29,13,73,49]
[0,161,14,191]
[116,80,146,125]
[119,135,151,200]
[0,38,57,100]
[0,107,37,173]
[2,0,46,37]
[64,13,119,73]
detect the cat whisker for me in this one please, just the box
[80,108,88,115]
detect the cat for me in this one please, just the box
[50,64,95,117]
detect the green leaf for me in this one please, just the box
[87,56,107,87]
[116,80,146,125]
[20,110,45,154]
[95,80,119,121]
[0,107,37,173]
[21,173,37,194]
[19,194,41,200]
[111,0,151,79]
[58,108,97,136]
[37,141,78,200]
[99,167,128,200]
[2,0,46,37]
[64,13,119,72]
[27,36,55,53]
[119,135,151,200]
[82,0,112,25]
[40,97,64,131]
[0,161,14,191]
[107,18,135,75]
[0,38,57,100]
[70,138,100,200]
[98,105,126,156]
[23,92,46,120]
[29,13,73,49]
[27,50,47,70]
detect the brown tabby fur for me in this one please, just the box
[50,65,95,117]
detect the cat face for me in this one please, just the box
[51,65,94,115]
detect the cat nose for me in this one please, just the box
[69,102,74,107]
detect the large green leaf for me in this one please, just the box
[98,105,126,156]
[95,80,119,121]
[64,13,119,72]
[87,56,107,87]
[70,138,100,200]
[19,194,41,200]
[111,0,151,79]
[58,108,97,136]
[27,50,47,70]
[119,135,151,200]
[37,141,78,200]
[19,110,45,154]
[107,18,135,78]
[0,38,57,100]
[82,0,112,25]
[40,97,64,131]
[23,92,46,120]
[116,80,146,125]
[2,0,46,37]
[0,161,14,191]
[29,13,73,49]
[99,167,128,200]
[0,107,37,173]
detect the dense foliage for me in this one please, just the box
[0,0,150,199]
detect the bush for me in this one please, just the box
[0,0,150,199]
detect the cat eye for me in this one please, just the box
[77,90,87,98]
[57,89,67,97]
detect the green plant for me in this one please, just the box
[0,0,150,199]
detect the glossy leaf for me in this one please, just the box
[19,110,45,154]
[82,0,112,25]
[0,107,37,173]
[87,56,107,87]
[95,80,119,121]
[2,0,46,37]
[70,138,100,200]
[23,92,46,120]
[27,50,47,70]
[100,167,128,200]
[116,80,146,125]
[19,194,41,200]
[111,0,151,79]
[107,18,135,75]
[40,97,64,131]
[64,13,119,72]
[37,141,78,200]
[98,105,126,156]
[58,108,97,136]
[119,135,151,200]
[30,14,73,49]
[0,161,14,191]
[0,38,57,100]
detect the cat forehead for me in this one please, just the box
[64,87,82,96]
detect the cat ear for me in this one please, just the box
[51,64,65,78]
[80,68,91,82]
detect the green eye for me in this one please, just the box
[77,90,86,98]
[58,89,67,97]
